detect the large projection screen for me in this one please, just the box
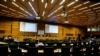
[45,24,58,33]
[20,22,37,32]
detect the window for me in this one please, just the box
[45,24,58,33]
[20,22,37,32]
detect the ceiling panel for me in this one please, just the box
[0,0,100,26]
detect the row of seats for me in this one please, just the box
[0,41,100,56]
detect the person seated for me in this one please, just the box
[35,40,44,47]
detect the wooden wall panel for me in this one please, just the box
[0,20,86,41]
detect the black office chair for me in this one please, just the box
[0,45,8,56]
[61,47,70,56]
[10,49,22,56]
[26,47,38,56]
[72,46,81,56]
[93,45,100,56]
[44,47,55,56]
[86,45,93,56]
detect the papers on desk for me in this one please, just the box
[0,42,8,44]
[21,49,28,53]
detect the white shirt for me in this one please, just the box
[35,42,44,47]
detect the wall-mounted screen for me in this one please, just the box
[20,22,37,32]
[45,24,58,33]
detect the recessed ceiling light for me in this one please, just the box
[79,7,88,10]
[22,0,25,2]
[67,1,75,7]
[45,3,47,8]
[32,0,34,2]
[28,2,38,16]
[73,4,82,8]
[48,6,63,17]
[89,2,100,7]
[68,9,75,12]
[59,0,65,5]
[93,7,100,10]
[4,0,7,2]
[42,11,45,16]
[83,1,90,5]
[41,0,44,3]
[13,0,16,2]
[12,2,32,16]
[51,0,54,4]
[82,9,91,12]
[75,0,78,2]
[0,4,8,8]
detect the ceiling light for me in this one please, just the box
[96,10,100,12]
[59,0,65,5]
[13,0,16,2]
[68,9,75,12]
[45,3,47,8]
[93,7,100,10]
[73,4,82,8]
[82,9,91,12]
[0,4,8,8]
[79,7,88,11]
[51,0,54,4]
[32,0,34,2]
[42,11,45,16]
[12,2,19,7]
[83,1,90,5]
[67,1,75,7]
[41,0,44,3]
[22,0,25,2]
[2,10,9,13]
[89,2,100,7]
[9,8,16,12]
[75,0,78,2]
[12,2,32,16]
[28,2,38,16]
[48,6,63,17]
[4,0,7,2]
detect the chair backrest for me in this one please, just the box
[27,47,38,56]
[0,45,8,56]
[44,47,55,56]
[10,49,22,56]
